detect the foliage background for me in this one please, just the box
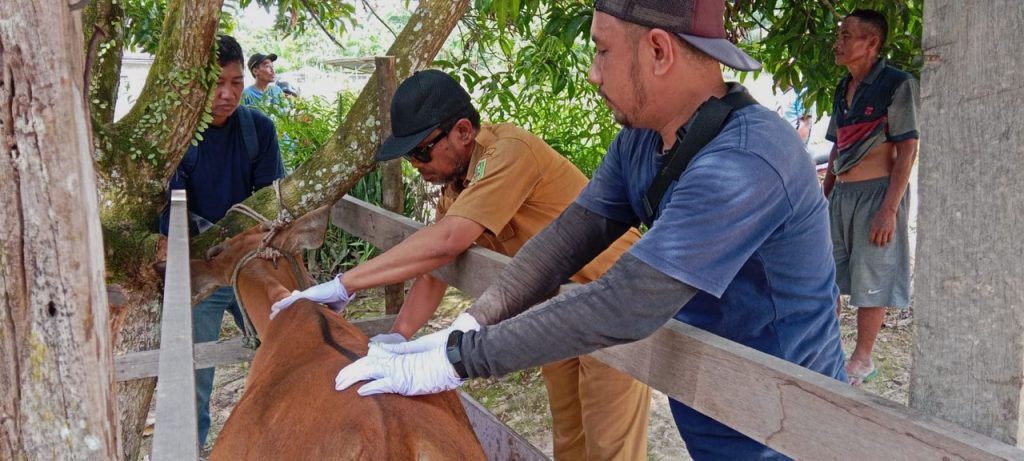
[216,0,923,275]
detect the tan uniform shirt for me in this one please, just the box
[438,123,639,284]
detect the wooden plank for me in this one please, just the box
[459,392,548,461]
[115,315,396,381]
[331,195,1024,460]
[152,190,199,461]
[592,322,1023,460]
[375,55,406,315]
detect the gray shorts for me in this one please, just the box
[828,177,911,308]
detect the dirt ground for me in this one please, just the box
[139,289,913,460]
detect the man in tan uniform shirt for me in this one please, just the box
[273,69,650,460]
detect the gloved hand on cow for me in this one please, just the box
[335,313,481,396]
[369,332,408,345]
[270,273,353,319]
[371,313,480,354]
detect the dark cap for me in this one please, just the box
[376,70,473,161]
[594,0,761,71]
[247,53,278,72]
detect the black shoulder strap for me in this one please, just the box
[236,105,259,163]
[641,91,758,227]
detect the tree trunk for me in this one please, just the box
[376,56,406,314]
[0,2,120,459]
[910,0,1024,446]
[191,0,471,254]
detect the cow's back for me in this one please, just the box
[210,304,486,460]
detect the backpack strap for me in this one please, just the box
[641,91,758,227]
[236,105,259,163]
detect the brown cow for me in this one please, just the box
[189,207,487,460]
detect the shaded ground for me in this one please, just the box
[138,289,913,460]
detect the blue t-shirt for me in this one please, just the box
[159,107,284,235]
[242,84,285,107]
[576,91,845,458]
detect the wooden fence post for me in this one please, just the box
[911,0,1024,446]
[376,56,406,315]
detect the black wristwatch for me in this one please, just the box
[445,330,469,379]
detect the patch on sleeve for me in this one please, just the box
[470,159,487,184]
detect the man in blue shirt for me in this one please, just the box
[332,1,846,459]
[159,35,284,449]
[242,52,284,107]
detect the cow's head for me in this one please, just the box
[189,206,331,303]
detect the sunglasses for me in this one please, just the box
[405,129,448,163]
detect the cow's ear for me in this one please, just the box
[277,206,330,253]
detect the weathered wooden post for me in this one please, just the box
[911,0,1024,446]
[376,55,406,315]
[0,1,120,458]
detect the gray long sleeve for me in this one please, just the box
[467,202,630,325]
[461,252,698,378]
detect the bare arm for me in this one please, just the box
[390,273,449,339]
[340,215,484,292]
[822,144,838,198]
[870,139,918,246]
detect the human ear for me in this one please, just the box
[648,29,676,76]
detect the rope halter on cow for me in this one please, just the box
[224,180,308,350]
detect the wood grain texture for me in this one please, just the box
[151,191,198,460]
[911,0,1024,446]
[0,1,119,458]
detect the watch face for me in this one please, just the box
[446,331,459,349]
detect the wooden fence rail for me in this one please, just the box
[331,195,1024,461]
[151,190,199,460]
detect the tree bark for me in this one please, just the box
[910,0,1024,447]
[376,56,406,314]
[0,2,120,459]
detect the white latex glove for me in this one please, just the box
[374,313,480,355]
[270,274,352,319]
[369,333,407,345]
[335,342,463,396]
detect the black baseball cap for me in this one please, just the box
[376,70,473,161]
[247,53,277,72]
[595,0,761,71]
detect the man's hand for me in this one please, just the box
[375,313,480,355]
[869,209,897,246]
[270,274,352,319]
[335,342,463,396]
[369,333,407,345]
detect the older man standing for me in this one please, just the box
[331,1,847,459]
[823,9,919,387]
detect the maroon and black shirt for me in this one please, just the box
[826,59,919,175]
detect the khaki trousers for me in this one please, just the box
[541,355,651,460]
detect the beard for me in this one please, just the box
[433,158,469,186]
[603,55,646,128]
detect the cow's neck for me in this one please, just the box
[232,257,306,336]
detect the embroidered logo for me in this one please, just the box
[864,106,874,116]
[471,159,487,184]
